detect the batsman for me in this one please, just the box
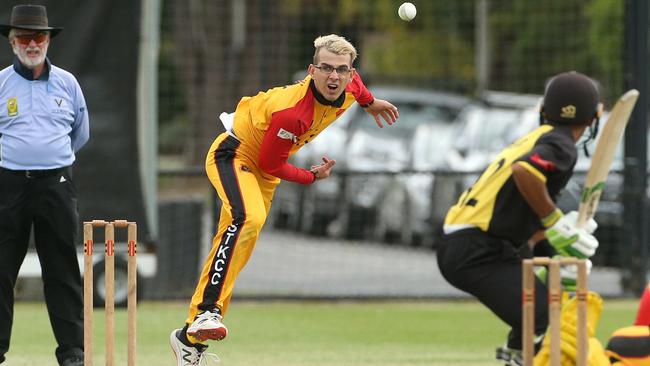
[436,71,602,365]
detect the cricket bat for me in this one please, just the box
[577,89,639,227]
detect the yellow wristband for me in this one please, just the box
[541,208,563,228]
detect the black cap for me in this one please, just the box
[542,71,600,125]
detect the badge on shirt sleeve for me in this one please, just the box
[277,128,297,142]
[7,97,18,117]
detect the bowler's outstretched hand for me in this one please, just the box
[364,98,399,128]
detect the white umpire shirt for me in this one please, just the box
[0,57,89,170]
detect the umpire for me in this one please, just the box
[0,5,89,366]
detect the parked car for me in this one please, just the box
[334,88,472,240]
[371,122,458,246]
[446,103,540,172]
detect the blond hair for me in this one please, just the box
[313,34,357,65]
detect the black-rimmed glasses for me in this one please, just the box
[314,64,353,77]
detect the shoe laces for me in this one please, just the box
[196,350,220,365]
[198,309,223,322]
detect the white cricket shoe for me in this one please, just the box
[170,329,220,365]
[187,310,228,341]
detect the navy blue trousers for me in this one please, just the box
[437,229,549,351]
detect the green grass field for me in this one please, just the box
[7,299,637,365]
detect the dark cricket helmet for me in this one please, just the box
[542,71,601,125]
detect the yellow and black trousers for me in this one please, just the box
[186,132,277,325]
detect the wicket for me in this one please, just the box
[522,257,588,366]
[83,220,137,366]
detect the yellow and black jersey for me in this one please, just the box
[444,124,577,245]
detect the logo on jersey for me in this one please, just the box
[530,153,556,171]
[52,98,69,115]
[210,224,238,287]
[7,97,17,117]
[277,128,297,142]
[560,105,576,119]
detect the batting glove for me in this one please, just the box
[564,210,598,234]
[560,258,592,292]
[544,214,599,258]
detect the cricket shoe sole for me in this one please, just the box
[187,327,228,342]
[187,311,228,342]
